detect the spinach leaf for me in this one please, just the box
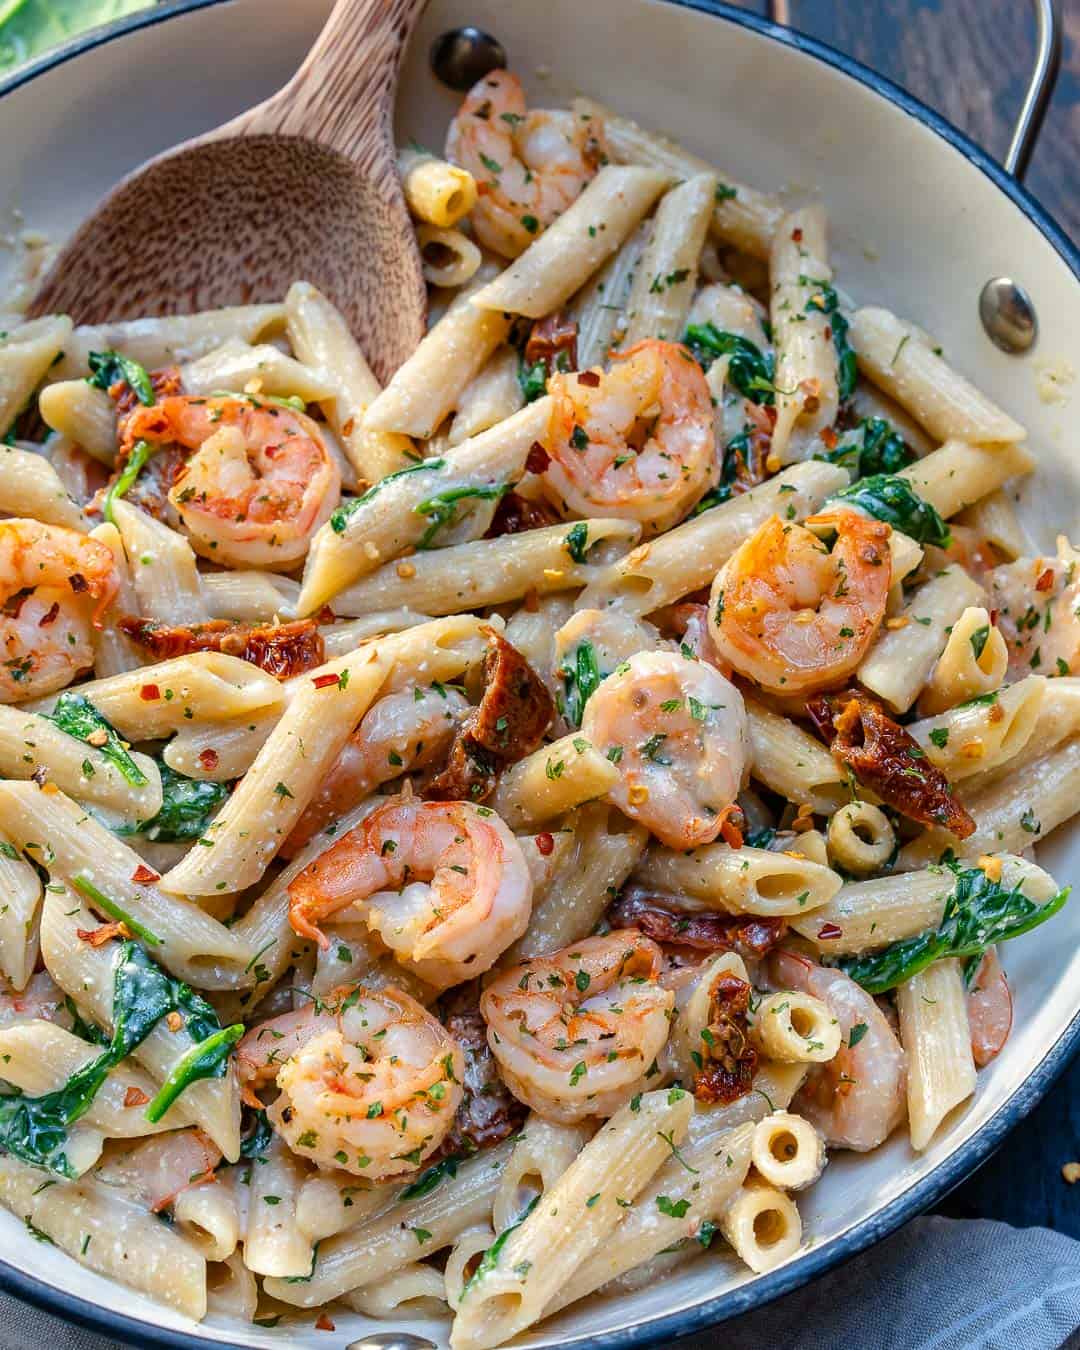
[102,438,153,524]
[414,482,514,549]
[831,474,951,547]
[802,278,857,401]
[560,637,602,729]
[71,875,162,947]
[517,357,548,403]
[118,763,227,843]
[0,1,153,75]
[329,458,445,534]
[744,826,777,849]
[0,941,241,1174]
[45,692,147,787]
[690,428,752,516]
[86,350,154,406]
[145,1023,243,1122]
[397,1154,460,1202]
[239,1108,274,1161]
[839,863,1071,994]
[682,324,776,406]
[816,417,915,480]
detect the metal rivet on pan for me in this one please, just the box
[430,26,507,90]
[346,1336,438,1350]
[979,277,1039,354]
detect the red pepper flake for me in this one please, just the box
[341,417,355,438]
[30,765,48,787]
[818,922,843,940]
[577,370,601,388]
[717,804,744,850]
[123,1086,150,1108]
[1035,567,1055,593]
[67,572,89,594]
[76,921,131,947]
[131,863,159,884]
[311,672,341,689]
[525,441,550,474]
[791,227,803,242]
[535,831,554,856]
[197,748,220,772]
[820,426,838,450]
[315,1315,335,1332]
[139,683,161,702]
[37,601,60,628]
[989,608,999,627]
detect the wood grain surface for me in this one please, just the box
[722,0,1080,1239]
[728,0,1079,242]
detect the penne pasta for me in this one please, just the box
[635,842,841,916]
[469,166,670,318]
[620,173,716,346]
[578,460,849,615]
[850,307,1026,444]
[897,959,976,1151]
[297,397,552,616]
[572,96,785,259]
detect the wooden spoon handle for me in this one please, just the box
[237,0,428,163]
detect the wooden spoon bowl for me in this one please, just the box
[29,0,427,382]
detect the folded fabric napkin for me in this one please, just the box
[3,1216,1078,1350]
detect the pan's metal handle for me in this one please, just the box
[1006,0,1062,179]
[769,0,1062,352]
[768,0,1062,182]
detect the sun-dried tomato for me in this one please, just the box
[119,616,325,679]
[808,687,975,838]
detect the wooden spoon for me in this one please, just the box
[29,0,427,382]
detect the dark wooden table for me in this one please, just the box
[726,0,1080,1238]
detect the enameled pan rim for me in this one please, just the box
[0,2,1077,1346]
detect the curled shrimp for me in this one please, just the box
[580,649,748,849]
[0,519,116,702]
[480,932,674,1123]
[769,950,906,1151]
[237,983,464,1177]
[121,394,340,570]
[710,508,891,696]
[545,341,717,535]
[445,69,606,258]
[288,797,533,989]
[281,685,470,856]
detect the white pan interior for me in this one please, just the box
[0,0,1078,1345]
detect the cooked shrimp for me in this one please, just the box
[967,948,1012,1067]
[121,394,340,570]
[0,519,116,702]
[553,607,661,727]
[287,798,532,989]
[581,649,748,849]
[769,950,906,1151]
[96,1128,222,1213]
[281,686,470,856]
[480,932,674,1123]
[445,69,605,258]
[988,540,1080,678]
[237,984,464,1177]
[545,341,717,535]
[710,509,891,696]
